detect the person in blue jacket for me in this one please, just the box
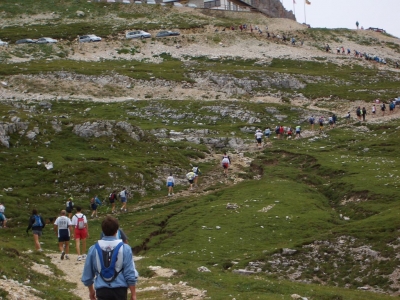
[81,216,138,300]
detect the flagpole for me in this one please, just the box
[304,0,306,24]
[293,0,295,16]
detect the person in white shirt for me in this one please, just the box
[255,129,264,148]
[120,188,128,212]
[0,203,7,228]
[54,210,73,260]
[166,173,175,196]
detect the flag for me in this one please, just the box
[305,0,311,4]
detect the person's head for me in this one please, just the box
[102,216,119,236]
[90,198,94,203]
[60,210,66,216]
[76,206,82,212]
[169,173,172,176]
[32,209,38,215]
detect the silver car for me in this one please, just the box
[126,30,151,39]
[37,37,58,44]
[0,39,8,46]
[79,35,102,43]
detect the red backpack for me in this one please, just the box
[75,214,86,230]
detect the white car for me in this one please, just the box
[79,35,102,43]
[173,2,183,6]
[0,39,8,46]
[36,37,58,44]
[126,30,151,39]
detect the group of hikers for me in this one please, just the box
[325,44,388,65]
[25,205,137,299]
[223,24,303,45]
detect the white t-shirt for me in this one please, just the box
[120,190,126,198]
[71,213,87,227]
[255,132,263,139]
[0,204,5,213]
[167,176,175,184]
[54,216,72,237]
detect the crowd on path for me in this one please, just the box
[25,199,137,299]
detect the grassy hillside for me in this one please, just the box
[1,1,400,299]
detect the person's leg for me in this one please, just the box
[75,238,81,256]
[33,233,41,250]
[65,241,70,254]
[82,238,87,255]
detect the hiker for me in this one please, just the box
[264,127,271,140]
[166,173,175,196]
[325,44,330,52]
[381,102,386,116]
[275,125,280,139]
[0,202,7,228]
[309,115,315,130]
[221,153,231,176]
[66,197,74,219]
[356,106,361,121]
[295,125,301,138]
[345,112,351,124]
[109,190,117,213]
[54,210,73,260]
[71,206,89,261]
[279,125,284,139]
[372,105,376,116]
[192,165,201,186]
[186,170,196,190]
[318,116,324,133]
[81,216,138,300]
[362,107,367,121]
[95,195,102,206]
[328,116,334,128]
[332,114,337,127]
[26,209,46,251]
[90,198,98,218]
[286,127,293,140]
[120,188,128,212]
[255,129,263,148]
[389,101,395,114]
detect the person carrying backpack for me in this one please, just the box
[53,210,73,260]
[192,166,201,187]
[72,206,89,261]
[221,153,231,176]
[26,209,46,251]
[81,216,138,300]
[109,190,117,213]
[66,197,74,219]
[90,198,98,218]
[119,188,128,212]
[186,170,196,190]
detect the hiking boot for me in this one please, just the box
[61,251,65,260]
[168,193,171,196]
[77,256,82,261]
[124,209,127,212]
[82,254,87,260]
[38,248,43,252]
[65,255,70,260]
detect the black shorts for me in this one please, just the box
[256,138,262,143]
[96,287,127,300]
[66,208,72,213]
[188,179,194,184]
[58,229,70,242]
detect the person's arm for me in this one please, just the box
[88,285,96,300]
[53,222,58,236]
[128,285,136,300]
[26,216,33,232]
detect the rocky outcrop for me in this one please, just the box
[72,121,144,140]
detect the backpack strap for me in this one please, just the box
[95,242,124,282]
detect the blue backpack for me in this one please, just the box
[32,215,43,227]
[95,242,124,282]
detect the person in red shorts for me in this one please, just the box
[71,206,89,261]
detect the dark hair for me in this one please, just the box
[32,209,38,215]
[169,173,172,176]
[102,216,119,236]
[76,206,82,212]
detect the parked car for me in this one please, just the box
[156,30,180,37]
[147,0,156,4]
[173,2,183,6]
[79,35,102,43]
[16,39,36,44]
[187,3,197,7]
[126,30,151,39]
[0,39,8,46]
[36,37,58,44]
